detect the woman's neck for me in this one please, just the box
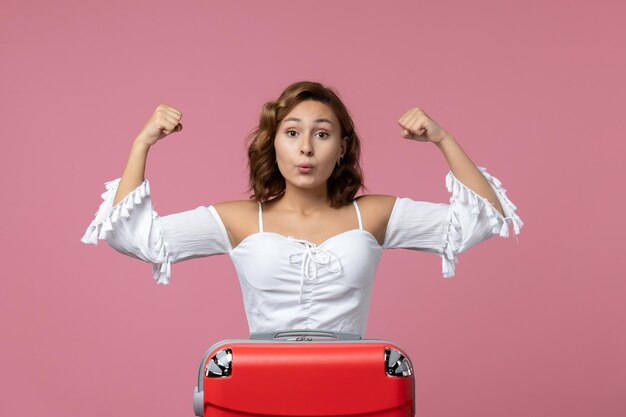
[272,184,331,214]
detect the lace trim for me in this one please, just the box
[80,178,172,285]
[441,167,524,277]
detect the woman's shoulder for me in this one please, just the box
[355,194,397,244]
[355,194,397,215]
[212,200,260,246]
[212,199,258,213]
[212,199,259,226]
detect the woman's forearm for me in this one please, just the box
[113,139,151,207]
[110,104,183,207]
[435,134,504,216]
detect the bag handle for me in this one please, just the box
[250,330,361,341]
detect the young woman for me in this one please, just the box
[82,81,523,337]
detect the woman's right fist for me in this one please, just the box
[135,104,183,147]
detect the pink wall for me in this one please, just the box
[2,0,624,416]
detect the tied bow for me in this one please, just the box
[287,236,343,303]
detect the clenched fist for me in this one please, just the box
[135,104,183,147]
[398,107,450,144]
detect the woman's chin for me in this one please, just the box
[285,179,327,192]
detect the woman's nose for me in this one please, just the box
[299,136,314,156]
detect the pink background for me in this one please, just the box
[2,0,624,416]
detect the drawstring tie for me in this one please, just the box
[287,236,342,304]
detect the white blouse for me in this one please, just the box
[81,167,523,336]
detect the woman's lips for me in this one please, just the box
[297,164,314,173]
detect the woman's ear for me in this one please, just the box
[341,136,348,158]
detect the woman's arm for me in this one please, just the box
[434,134,503,216]
[398,107,503,216]
[82,104,235,285]
[113,104,183,206]
[113,141,150,206]
[373,106,523,277]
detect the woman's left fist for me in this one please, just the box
[398,107,450,144]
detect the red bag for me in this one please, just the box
[193,330,415,416]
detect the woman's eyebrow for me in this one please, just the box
[283,117,334,125]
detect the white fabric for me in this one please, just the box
[80,178,230,284]
[383,167,523,277]
[229,200,382,336]
[81,167,523,336]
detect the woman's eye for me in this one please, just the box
[286,130,298,137]
[317,132,329,139]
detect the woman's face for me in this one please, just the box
[274,99,346,193]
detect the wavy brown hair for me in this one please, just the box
[247,81,364,208]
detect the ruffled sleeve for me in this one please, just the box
[382,166,523,278]
[81,178,231,285]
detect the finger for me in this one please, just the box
[161,114,180,127]
[398,114,413,129]
[400,108,421,129]
[160,120,180,134]
[400,107,420,121]
[403,128,419,139]
[160,109,182,124]
[168,106,182,116]
[411,116,428,134]
[156,106,182,121]
[157,103,182,114]
[164,107,182,119]
[399,117,417,135]
[398,109,414,126]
